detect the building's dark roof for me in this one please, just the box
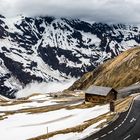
[85,86,115,96]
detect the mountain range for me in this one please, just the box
[0,14,140,98]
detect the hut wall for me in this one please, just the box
[85,91,117,104]
[106,91,117,101]
[85,94,106,103]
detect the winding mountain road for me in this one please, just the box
[84,95,140,140]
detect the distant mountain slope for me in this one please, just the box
[0,14,140,98]
[68,47,140,91]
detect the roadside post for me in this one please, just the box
[110,101,115,112]
[47,126,49,140]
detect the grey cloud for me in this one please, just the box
[1,0,140,24]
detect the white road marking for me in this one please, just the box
[124,97,135,122]
[94,138,99,140]
[108,130,113,134]
[130,117,136,123]
[93,96,139,140]
[114,127,118,130]
[123,134,131,140]
[118,124,122,127]
[101,134,107,138]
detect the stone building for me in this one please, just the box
[85,86,117,104]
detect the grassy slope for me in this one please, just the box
[68,47,140,91]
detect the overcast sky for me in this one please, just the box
[1,0,140,24]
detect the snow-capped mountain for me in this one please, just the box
[0,14,140,98]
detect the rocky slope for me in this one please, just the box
[68,47,140,91]
[0,14,140,98]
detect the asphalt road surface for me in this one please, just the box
[83,95,140,140]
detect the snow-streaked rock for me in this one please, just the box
[0,15,140,98]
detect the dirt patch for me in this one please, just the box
[13,101,94,114]
[0,100,32,106]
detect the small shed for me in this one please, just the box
[85,86,117,104]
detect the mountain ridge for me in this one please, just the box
[0,15,140,98]
[68,47,140,91]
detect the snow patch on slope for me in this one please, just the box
[16,79,76,98]
[0,104,109,140]
[50,119,106,140]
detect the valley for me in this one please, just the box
[0,90,135,140]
